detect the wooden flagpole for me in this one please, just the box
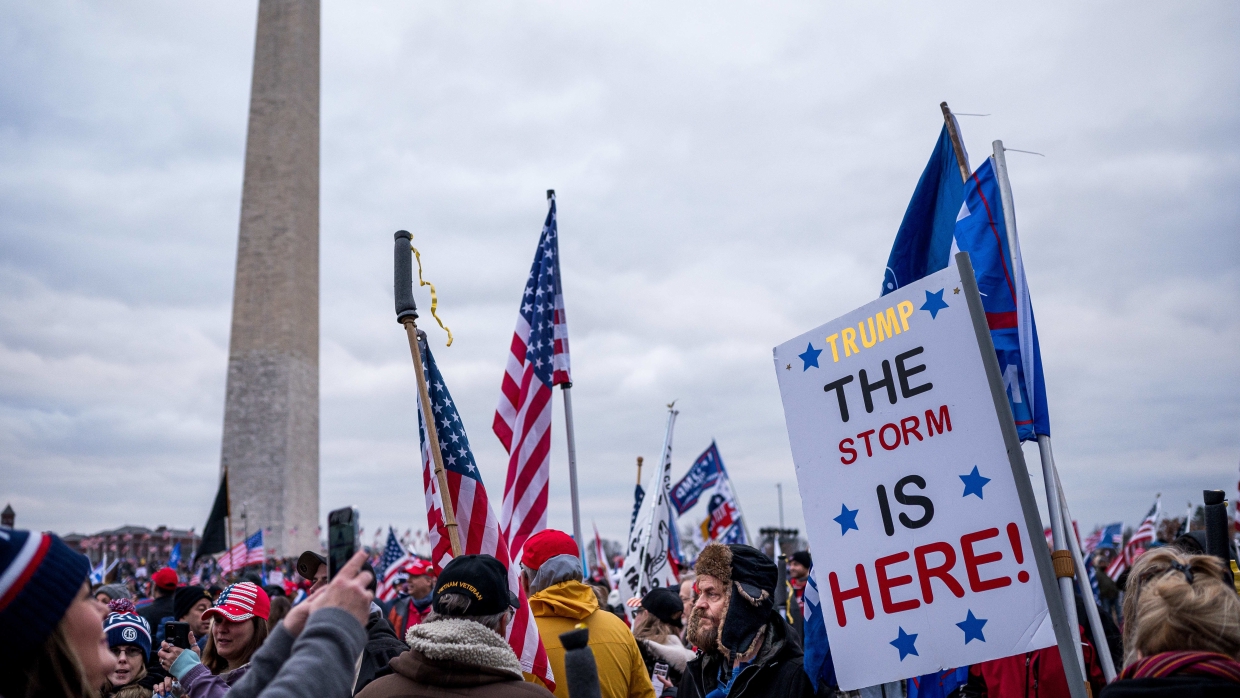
[940,102,971,182]
[395,231,462,556]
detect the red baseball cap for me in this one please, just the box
[520,529,579,570]
[202,582,270,622]
[404,559,434,577]
[151,567,179,591]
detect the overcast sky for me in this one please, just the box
[2,2,1237,547]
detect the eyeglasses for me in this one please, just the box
[109,646,145,659]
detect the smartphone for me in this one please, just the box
[164,621,191,649]
[653,662,668,678]
[327,507,360,579]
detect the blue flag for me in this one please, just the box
[882,125,967,296]
[801,569,838,691]
[953,157,1050,439]
[908,667,970,698]
[168,541,181,568]
[669,442,725,514]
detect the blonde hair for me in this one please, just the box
[632,609,678,644]
[0,623,99,698]
[1121,547,1240,666]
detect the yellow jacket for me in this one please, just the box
[528,580,655,698]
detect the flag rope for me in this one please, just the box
[409,238,453,346]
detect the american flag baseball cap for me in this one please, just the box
[202,581,270,622]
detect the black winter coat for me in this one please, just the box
[353,607,410,695]
[679,612,820,698]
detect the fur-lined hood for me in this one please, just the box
[402,618,523,678]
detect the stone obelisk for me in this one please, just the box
[219,0,320,558]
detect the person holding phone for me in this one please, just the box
[172,586,213,649]
[158,582,271,698]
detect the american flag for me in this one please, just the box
[493,193,571,555]
[418,343,555,690]
[375,527,411,603]
[1107,497,1160,581]
[218,530,263,574]
[592,522,611,589]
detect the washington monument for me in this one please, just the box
[219,0,320,557]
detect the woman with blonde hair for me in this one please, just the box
[630,587,695,696]
[0,529,117,698]
[1101,546,1240,696]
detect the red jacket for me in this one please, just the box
[387,596,431,638]
[968,628,1106,698]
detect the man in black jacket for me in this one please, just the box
[679,543,820,698]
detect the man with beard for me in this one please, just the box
[680,543,818,698]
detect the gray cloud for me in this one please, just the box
[1,1,1237,544]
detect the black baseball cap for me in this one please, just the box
[641,586,685,628]
[432,554,520,616]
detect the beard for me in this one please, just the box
[686,604,721,653]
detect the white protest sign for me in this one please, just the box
[773,258,1057,689]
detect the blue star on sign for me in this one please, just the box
[920,289,949,318]
[799,342,822,371]
[956,610,987,644]
[833,503,859,535]
[890,627,919,660]
[959,466,991,499]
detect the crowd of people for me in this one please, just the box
[3,522,1239,698]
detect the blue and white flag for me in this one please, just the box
[802,568,838,691]
[952,157,1050,440]
[168,541,181,568]
[882,124,968,296]
[670,442,726,514]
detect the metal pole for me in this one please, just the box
[992,142,1090,687]
[1054,464,1117,683]
[1040,435,1088,684]
[957,252,1088,698]
[777,483,784,528]
[562,385,587,575]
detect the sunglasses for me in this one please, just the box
[109,646,145,659]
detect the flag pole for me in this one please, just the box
[638,405,678,595]
[550,189,588,575]
[940,102,971,181]
[991,142,1089,691]
[395,230,463,557]
[1054,465,1118,682]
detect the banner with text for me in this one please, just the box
[773,261,1055,689]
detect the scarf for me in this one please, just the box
[1120,651,1240,683]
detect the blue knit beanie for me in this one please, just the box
[0,529,92,660]
[104,605,152,662]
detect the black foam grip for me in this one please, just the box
[394,230,418,324]
[559,628,602,698]
[1204,489,1229,565]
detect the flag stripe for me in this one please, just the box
[494,195,571,557]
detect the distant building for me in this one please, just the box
[63,525,200,566]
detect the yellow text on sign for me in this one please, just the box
[825,301,914,363]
